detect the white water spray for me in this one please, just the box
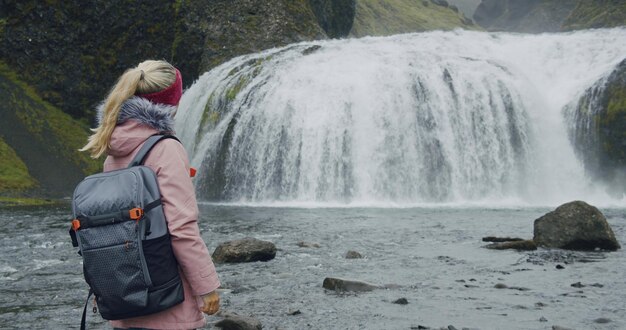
[176,28,626,206]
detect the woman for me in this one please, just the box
[81,60,220,329]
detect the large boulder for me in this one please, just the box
[533,201,620,251]
[212,237,277,263]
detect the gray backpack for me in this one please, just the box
[69,135,184,328]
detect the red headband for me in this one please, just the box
[137,68,183,106]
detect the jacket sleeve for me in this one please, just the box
[144,139,220,296]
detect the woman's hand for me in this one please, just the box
[200,291,220,315]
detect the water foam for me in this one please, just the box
[177,28,626,206]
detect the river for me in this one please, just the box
[1,204,624,329]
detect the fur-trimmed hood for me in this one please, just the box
[102,97,177,157]
[97,96,176,133]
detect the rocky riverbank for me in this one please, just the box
[204,201,622,329]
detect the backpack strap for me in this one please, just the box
[80,288,94,330]
[128,134,180,168]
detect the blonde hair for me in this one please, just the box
[81,60,177,158]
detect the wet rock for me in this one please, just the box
[552,326,574,330]
[287,309,301,315]
[494,283,529,291]
[509,286,531,291]
[482,236,524,242]
[540,316,548,322]
[214,311,262,330]
[411,326,430,329]
[322,277,379,292]
[594,318,612,324]
[486,240,537,251]
[556,264,565,269]
[571,282,584,288]
[302,45,322,56]
[212,237,277,263]
[447,326,458,330]
[393,298,409,305]
[345,250,363,259]
[297,241,321,248]
[533,201,621,251]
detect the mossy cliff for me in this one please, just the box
[562,0,626,31]
[178,0,328,74]
[0,62,100,198]
[0,138,36,192]
[0,0,353,122]
[473,0,625,32]
[351,0,477,37]
[569,59,626,195]
[473,0,578,32]
[0,0,180,121]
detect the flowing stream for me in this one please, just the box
[1,205,625,329]
[176,28,626,206]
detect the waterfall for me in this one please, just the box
[176,28,626,206]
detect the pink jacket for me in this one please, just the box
[104,120,220,330]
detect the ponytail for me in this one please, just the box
[81,60,176,158]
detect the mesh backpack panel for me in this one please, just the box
[70,135,184,323]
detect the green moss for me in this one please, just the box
[350,0,478,37]
[0,61,101,176]
[562,1,626,31]
[606,87,626,121]
[0,138,37,191]
[226,76,250,102]
[0,197,60,207]
[208,111,220,124]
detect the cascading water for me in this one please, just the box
[176,28,626,206]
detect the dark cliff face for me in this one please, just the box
[0,0,348,196]
[308,0,356,38]
[0,0,349,123]
[0,0,179,120]
[181,0,328,74]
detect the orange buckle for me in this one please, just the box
[190,167,197,178]
[129,208,144,220]
[72,219,81,231]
